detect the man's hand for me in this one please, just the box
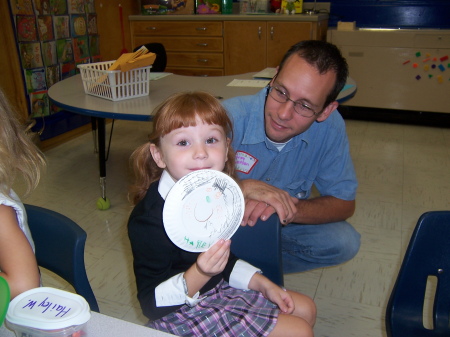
[240,180,297,226]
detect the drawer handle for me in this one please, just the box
[197,59,209,63]
[196,27,207,31]
[146,26,157,30]
[270,26,274,40]
[258,26,262,40]
[197,43,209,47]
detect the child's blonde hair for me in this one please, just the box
[129,91,236,204]
[0,89,46,196]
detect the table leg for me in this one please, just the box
[91,117,98,153]
[94,117,110,210]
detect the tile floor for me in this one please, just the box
[13,118,450,337]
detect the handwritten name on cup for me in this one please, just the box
[22,297,71,317]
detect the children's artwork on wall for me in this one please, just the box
[87,14,97,34]
[53,15,70,39]
[34,0,51,14]
[56,38,74,63]
[41,40,57,66]
[71,14,87,36]
[61,62,76,79]
[29,91,50,117]
[68,0,85,13]
[37,16,54,41]
[85,0,95,12]
[9,0,101,140]
[10,0,34,14]
[51,0,68,14]
[45,65,60,87]
[73,36,89,61]
[19,42,44,68]
[25,68,47,92]
[89,35,100,57]
[16,16,38,41]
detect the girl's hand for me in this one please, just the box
[262,285,295,314]
[196,239,231,277]
[249,272,295,314]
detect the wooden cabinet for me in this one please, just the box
[130,15,328,76]
[224,20,327,75]
[131,21,224,76]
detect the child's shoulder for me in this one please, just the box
[129,181,163,221]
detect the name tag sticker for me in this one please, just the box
[235,151,258,174]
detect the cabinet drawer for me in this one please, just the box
[166,67,224,77]
[132,21,223,37]
[167,52,223,68]
[134,36,223,52]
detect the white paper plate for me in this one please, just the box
[163,170,244,252]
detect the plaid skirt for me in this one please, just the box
[148,280,279,337]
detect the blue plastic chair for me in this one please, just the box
[386,211,450,337]
[24,204,100,312]
[231,214,284,286]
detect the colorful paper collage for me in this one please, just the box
[9,0,101,119]
[403,51,449,84]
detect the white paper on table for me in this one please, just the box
[227,79,270,88]
[150,72,173,81]
[252,67,277,79]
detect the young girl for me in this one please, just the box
[0,89,46,299]
[128,91,316,337]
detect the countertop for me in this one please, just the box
[129,13,329,22]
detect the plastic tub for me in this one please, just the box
[6,287,91,337]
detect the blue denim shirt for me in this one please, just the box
[222,88,357,201]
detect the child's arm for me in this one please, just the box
[248,272,295,314]
[184,239,231,297]
[0,205,40,299]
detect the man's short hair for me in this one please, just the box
[279,40,349,109]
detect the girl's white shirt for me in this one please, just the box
[0,188,35,252]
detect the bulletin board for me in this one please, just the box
[8,0,101,140]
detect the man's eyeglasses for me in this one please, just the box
[268,85,322,118]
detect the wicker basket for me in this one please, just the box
[77,61,152,101]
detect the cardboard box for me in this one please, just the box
[337,21,356,31]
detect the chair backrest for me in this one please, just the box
[386,211,450,337]
[230,214,284,286]
[24,204,100,312]
[133,42,167,72]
